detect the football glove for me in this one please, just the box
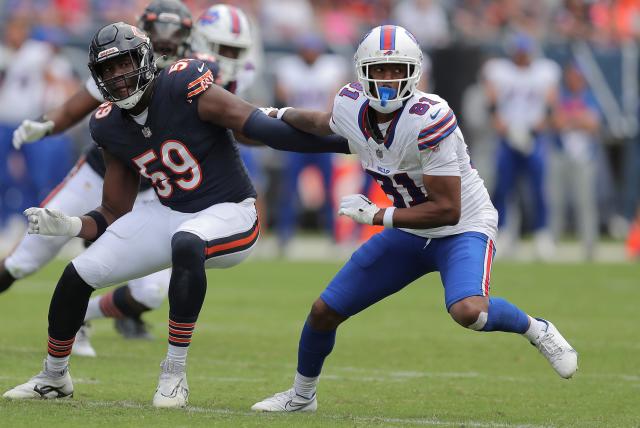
[23,207,82,237]
[338,194,380,225]
[12,119,54,149]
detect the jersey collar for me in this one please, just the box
[357,99,407,149]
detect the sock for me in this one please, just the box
[45,354,70,376]
[84,296,104,321]
[293,372,318,399]
[523,316,546,342]
[97,291,125,319]
[481,297,529,334]
[167,343,188,366]
[296,320,336,378]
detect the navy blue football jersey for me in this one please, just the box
[89,59,256,213]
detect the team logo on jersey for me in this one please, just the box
[376,148,384,159]
[142,127,152,138]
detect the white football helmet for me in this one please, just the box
[354,25,423,113]
[194,4,252,85]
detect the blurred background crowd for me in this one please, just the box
[1,0,640,261]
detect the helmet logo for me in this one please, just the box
[198,10,220,25]
[130,25,149,42]
[383,50,394,56]
[98,47,120,59]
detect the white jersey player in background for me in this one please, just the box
[250,25,578,412]
[483,33,561,260]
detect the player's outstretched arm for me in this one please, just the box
[12,87,101,149]
[279,108,334,136]
[196,84,349,154]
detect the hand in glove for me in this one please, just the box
[23,207,82,237]
[338,194,380,225]
[12,119,54,149]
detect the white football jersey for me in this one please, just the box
[330,83,498,239]
[483,58,560,129]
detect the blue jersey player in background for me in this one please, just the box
[3,21,349,408]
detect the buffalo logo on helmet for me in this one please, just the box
[198,10,220,25]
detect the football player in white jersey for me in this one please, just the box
[0,0,199,356]
[251,25,578,412]
[483,33,561,259]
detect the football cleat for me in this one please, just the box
[251,388,317,412]
[152,359,189,408]
[530,318,578,379]
[3,360,73,399]
[114,317,153,340]
[72,323,97,357]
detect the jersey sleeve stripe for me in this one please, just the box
[187,70,214,99]
[418,109,454,137]
[418,117,458,150]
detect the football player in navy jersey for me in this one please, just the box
[3,21,349,407]
[1,0,218,356]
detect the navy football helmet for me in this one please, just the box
[138,0,193,69]
[88,22,156,109]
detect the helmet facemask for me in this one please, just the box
[206,42,247,85]
[90,44,155,110]
[357,58,421,114]
[140,12,192,69]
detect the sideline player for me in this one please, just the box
[250,25,578,412]
[1,0,207,356]
[3,21,350,407]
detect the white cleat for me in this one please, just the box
[251,388,317,412]
[72,323,97,358]
[3,360,73,399]
[531,318,578,379]
[152,359,189,408]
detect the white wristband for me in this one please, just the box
[383,207,395,228]
[276,107,292,120]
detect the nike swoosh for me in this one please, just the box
[429,108,442,119]
[198,64,205,73]
[284,400,310,411]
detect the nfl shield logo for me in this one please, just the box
[142,127,152,138]
[376,148,383,159]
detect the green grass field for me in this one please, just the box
[0,259,638,427]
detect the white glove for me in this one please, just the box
[23,207,82,237]
[12,119,55,149]
[338,194,380,225]
[506,124,534,155]
[258,107,278,117]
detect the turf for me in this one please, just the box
[0,259,637,427]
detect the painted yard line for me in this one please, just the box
[39,399,555,428]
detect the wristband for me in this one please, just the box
[85,210,108,240]
[276,107,292,120]
[383,207,396,228]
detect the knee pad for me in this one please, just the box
[171,231,205,268]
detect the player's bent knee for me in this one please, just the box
[171,232,205,267]
[308,298,348,331]
[449,297,487,329]
[0,262,16,293]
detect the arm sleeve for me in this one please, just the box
[242,109,350,154]
[420,131,461,176]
